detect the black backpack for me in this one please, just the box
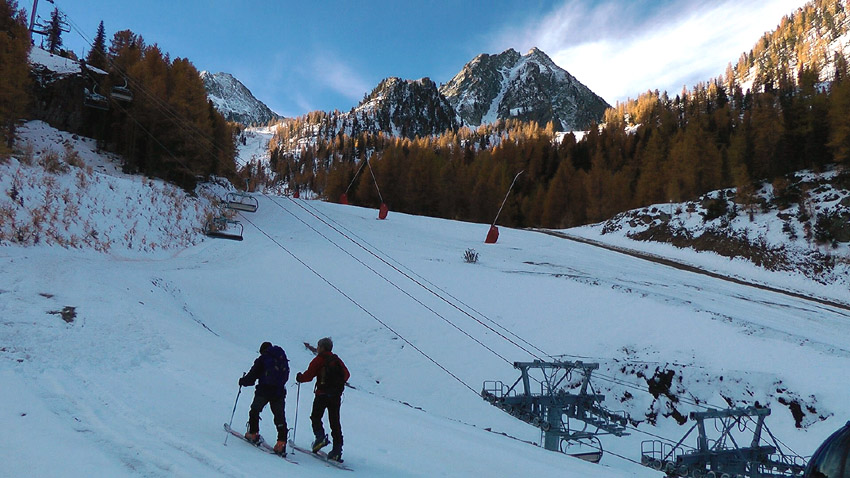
[319,354,345,395]
[262,345,289,386]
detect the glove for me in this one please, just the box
[295,372,303,382]
[239,376,251,387]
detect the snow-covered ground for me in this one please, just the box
[570,175,850,302]
[0,121,216,252]
[29,47,107,76]
[236,127,274,169]
[1,125,848,477]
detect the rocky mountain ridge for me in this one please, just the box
[262,46,608,148]
[350,76,459,138]
[440,47,610,131]
[200,71,279,125]
[736,0,850,89]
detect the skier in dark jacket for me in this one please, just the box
[239,341,289,454]
[296,337,350,462]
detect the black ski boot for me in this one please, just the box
[311,434,329,453]
[327,447,343,463]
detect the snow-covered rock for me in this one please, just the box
[440,47,610,131]
[573,168,850,290]
[29,47,106,77]
[201,71,279,125]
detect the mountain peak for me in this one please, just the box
[351,75,458,138]
[201,71,279,125]
[439,47,609,130]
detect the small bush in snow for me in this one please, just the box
[16,142,34,166]
[701,198,728,222]
[63,143,84,168]
[39,150,68,174]
[464,248,479,264]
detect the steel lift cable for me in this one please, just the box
[282,195,550,362]
[264,194,516,366]
[236,210,479,396]
[294,197,555,360]
[61,10,236,165]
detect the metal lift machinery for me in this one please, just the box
[640,406,807,478]
[482,359,629,462]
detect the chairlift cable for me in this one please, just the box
[57,4,485,398]
[61,10,233,165]
[236,211,479,396]
[297,197,554,360]
[264,194,515,366]
[284,196,550,362]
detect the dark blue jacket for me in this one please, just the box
[240,345,289,398]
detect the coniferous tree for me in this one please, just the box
[828,78,850,165]
[46,8,64,54]
[86,20,107,70]
[0,0,31,152]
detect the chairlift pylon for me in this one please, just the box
[639,406,808,477]
[482,359,629,460]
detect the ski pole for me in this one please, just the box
[293,382,301,444]
[225,375,245,445]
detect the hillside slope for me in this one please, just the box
[2,127,849,477]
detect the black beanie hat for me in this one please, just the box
[259,341,272,353]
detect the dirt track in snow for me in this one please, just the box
[531,228,850,313]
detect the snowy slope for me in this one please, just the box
[29,47,107,77]
[2,127,849,477]
[570,171,850,298]
[0,121,216,251]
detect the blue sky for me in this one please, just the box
[44,0,807,118]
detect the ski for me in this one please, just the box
[288,440,353,471]
[223,423,298,464]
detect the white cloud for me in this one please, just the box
[493,0,808,104]
[309,53,373,104]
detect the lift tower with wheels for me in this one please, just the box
[482,360,629,462]
[640,406,808,477]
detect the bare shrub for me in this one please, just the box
[16,142,34,165]
[39,150,68,174]
[464,248,479,264]
[75,169,89,189]
[63,143,84,168]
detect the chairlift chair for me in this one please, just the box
[223,191,259,213]
[563,437,603,464]
[204,216,243,241]
[111,79,133,102]
[83,86,109,111]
